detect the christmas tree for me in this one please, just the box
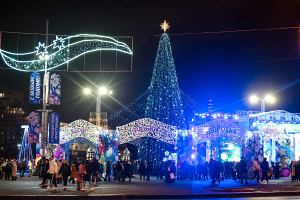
[145,22,185,128]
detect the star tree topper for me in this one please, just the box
[160,20,170,32]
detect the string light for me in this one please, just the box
[0,34,133,72]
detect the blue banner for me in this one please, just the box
[49,112,60,144]
[29,72,41,104]
[28,112,40,143]
[50,73,61,105]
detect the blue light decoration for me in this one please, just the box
[145,32,185,128]
[0,34,133,72]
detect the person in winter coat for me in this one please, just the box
[81,160,94,191]
[211,160,220,184]
[238,157,249,184]
[91,157,99,183]
[165,161,172,183]
[47,157,58,190]
[99,163,104,181]
[170,161,176,183]
[146,161,151,180]
[116,161,122,182]
[5,162,12,181]
[59,160,71,190]
[249,158,260,183]
[139,161,145,180]
[158,162,164,180]
[56,160,63,184]
[76,164,84,191]
[11,160,17,180]
[106,161,111,182]
[41,159,50,186]
[123,161,131,182]
[260,157,270,184]
[69,161,77,184]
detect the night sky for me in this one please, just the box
[1,1,300,123]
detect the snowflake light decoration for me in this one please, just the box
[53,36,66,50]
[35,42,48,56]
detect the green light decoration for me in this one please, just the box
[0,34,132,72]
[145,32,185,128]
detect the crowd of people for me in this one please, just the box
[0,159,33,180]
[0,155,288,190]
[180,157,278,184]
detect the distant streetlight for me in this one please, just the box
[84,87,113,126]
[250,95,275,112]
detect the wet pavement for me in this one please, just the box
[1,175,300,199]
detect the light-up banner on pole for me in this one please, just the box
[50,73,61,105]
[28,112,40,143]
[29,72,41,104]
[49,112,60,144]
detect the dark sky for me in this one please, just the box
[1,0,300,123]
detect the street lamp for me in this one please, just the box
[84,87,113,127]
[250,95,275,112]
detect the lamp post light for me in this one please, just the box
[250,95,275,112]
[84,87,113,127]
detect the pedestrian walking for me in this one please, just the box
[116,161,122,182]
[56,160,63,184]
[105,161,111,182]
[11,160,17,180]
[47,157,58,190]
[238,157,249,184]
[249,158,260,183]
[69,161,77,184]
[76,164,84,191]
[5,161,11,181]
[59,160,71,190]
[41,159,50,186]
[91,157,99,183]
[211,160,220,184]
[146,161,151,180]
[123,161,131,182]
[139,161,145,180]
[260,157,270,184]
[81,160,94,191]
[28,160,33,177]
[274,162,280,179]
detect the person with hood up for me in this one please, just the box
[11,160,17,180]
[76,164,84,191]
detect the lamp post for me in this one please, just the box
[250,95,275,112]
[84,87,112,127]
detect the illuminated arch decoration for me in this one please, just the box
[192,119,246,147]
[60,119,102,145]
[0,34,133,72]
[117,118,178,146]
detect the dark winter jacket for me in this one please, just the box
[260,161,269,173]
[91,160,99,171]
[59,163,71,176]
[239,160,247,173]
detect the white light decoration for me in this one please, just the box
[35,42,48,56]
[53,36,66,50]
[117,118,177,146]
[60,119,102,145]
[221,152,228,160]
[165,151,170,156]
[0,34,133,72]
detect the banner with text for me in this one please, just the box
[28,112,40,143]
[29,72,41,104]
[49,112,60,144]
[50,73,61,105]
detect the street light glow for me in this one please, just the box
[265,95,275,103]
[109,90,113,95]
[250,95,258,103]
[99,87,107,94]
[84,88,91,94]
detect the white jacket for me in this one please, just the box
[48,160,58,174]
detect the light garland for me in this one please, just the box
[0,34,133,72]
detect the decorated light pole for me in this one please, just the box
[250,95,275,112]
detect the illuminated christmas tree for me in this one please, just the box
[145,21,185,128]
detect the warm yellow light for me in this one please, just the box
[265,95,275,103]
[160,20,170,32]
[84,88,91,94]
[250,95,259,103]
